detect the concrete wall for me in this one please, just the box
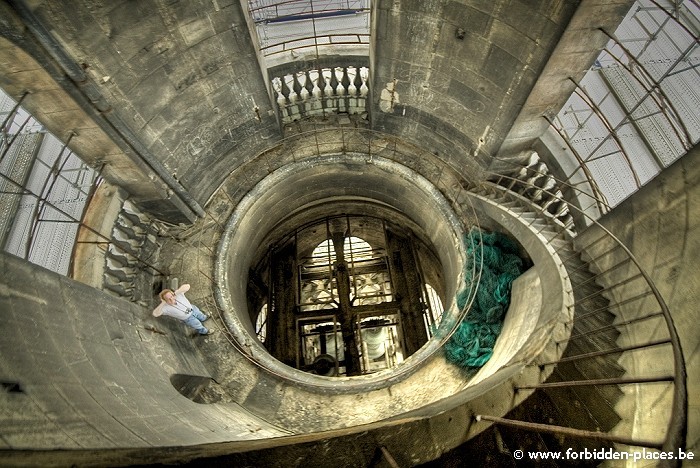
[371,0,579,166]
[0,0,634,226]
[574,143,700,453]
[33,0,281,205]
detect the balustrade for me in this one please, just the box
[271,66,369,123]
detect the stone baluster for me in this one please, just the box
[292,72,306,117]
[335,67,346,113]
[285,74,300,120]
[322,68,334,110]
[272,77,288,120]
[271,65,371,122]
[309,69,323,114]
[347,66,358,113]
[298,71,310,102]
[359,67,369,98]
[359,67,370,114]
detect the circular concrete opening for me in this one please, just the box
[214,154,466,391]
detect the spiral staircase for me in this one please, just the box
[425,163,687,466]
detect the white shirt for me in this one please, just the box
[160,292,193,320]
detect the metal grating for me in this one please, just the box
[249,0,370,58]
[1,88,98,275]
[553,0,700,211]
[601,66,674,173]
[0,133,41,248]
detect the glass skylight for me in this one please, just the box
[248,0,370,59]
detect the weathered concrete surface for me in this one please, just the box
[0,251,288,465]
[0,1,281,223]
[21,0,281,205]
[157,177,573,434]
[0,4,204,224]
[371,0,579,168]
[1,0,633,225]
[0,0,693,465]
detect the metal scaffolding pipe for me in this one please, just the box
[475,414,664,450]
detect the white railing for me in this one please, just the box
[271,66,369,123]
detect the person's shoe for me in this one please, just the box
[199,329,215,335]
[201,314,209,322]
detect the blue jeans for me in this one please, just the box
[183,305,209,334]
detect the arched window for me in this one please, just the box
[309,236,373,265]
[260,215,444,376]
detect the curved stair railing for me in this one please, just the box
[470,171,687,465]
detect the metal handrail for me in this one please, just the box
[475,415,664,450]
[475,175,687,458]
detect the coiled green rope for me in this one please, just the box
[446,229,525,369]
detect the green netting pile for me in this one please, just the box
[445,228,525,369]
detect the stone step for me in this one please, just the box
[104,263,133,283]
[106,248,136,268]
[103,276,134,298]
[113,221,144,242]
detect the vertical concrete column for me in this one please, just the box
[387,230,428,355]
[331,231,363,376]
[268,241,298,367]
